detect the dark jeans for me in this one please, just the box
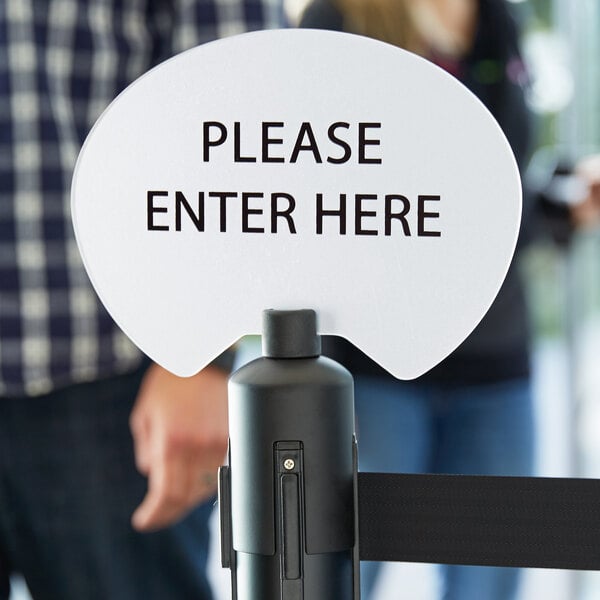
[0,366,213,600]
[355,376,534,600]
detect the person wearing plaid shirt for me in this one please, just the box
[0,1,284,598]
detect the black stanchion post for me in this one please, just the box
[219,309,359,600]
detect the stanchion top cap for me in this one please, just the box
[262,310,321,359]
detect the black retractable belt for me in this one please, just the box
[220,309,600,600]
[358,472,600,570]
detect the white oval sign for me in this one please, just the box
[72,29,521,380]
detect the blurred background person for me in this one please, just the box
[0,1,284,599]
[299,1,599,599]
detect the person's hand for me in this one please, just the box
[129,362,229,531]
[572,154,600,227]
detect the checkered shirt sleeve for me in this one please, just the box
[0,0,285,396]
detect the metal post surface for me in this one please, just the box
[220,309,358,600]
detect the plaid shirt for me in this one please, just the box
[0,0,284,397]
